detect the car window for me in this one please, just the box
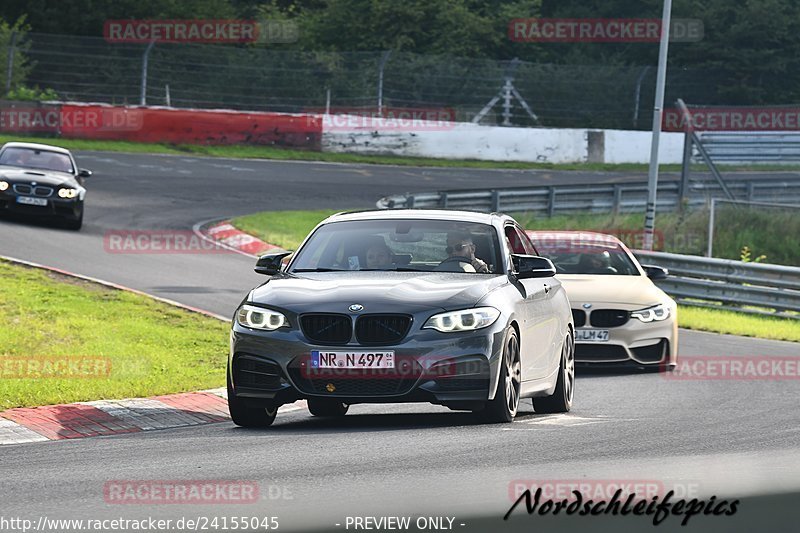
[504,225,527,254]
[532,236,640,276]
[290,219,503,273]
[0,147,74,174]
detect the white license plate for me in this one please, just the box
[311,350,395,369]
[17,196,48,207]
[576,329,610,342]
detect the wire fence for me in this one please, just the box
[3,31,733,130]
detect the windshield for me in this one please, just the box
[289,219,503,274]
[533,236,640,276]
[0,147,74,174]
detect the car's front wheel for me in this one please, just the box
[533,331,574,413]
[308,398,349,417]
[61,204,83,231]
[477,327,521,423]
[227,372,278,427]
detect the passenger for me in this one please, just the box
[439,231,490,273]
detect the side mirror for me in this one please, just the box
[255,251,293,276]
[642,264,669,280]
[78,169,92,178]
[511,254,556,279]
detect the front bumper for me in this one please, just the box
[0,192,82,219]
[229,320,506,408]
[572,306,678,367]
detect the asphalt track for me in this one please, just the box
[1,151,798,532]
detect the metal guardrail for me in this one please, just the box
[633,250,800,318]
[377,178,800,216]
[697,132,800,163]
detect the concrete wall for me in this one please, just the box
[321,115,686,164]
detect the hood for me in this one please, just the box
[0,167,77,187]
[249,271,507,314]
[557,274,669,308]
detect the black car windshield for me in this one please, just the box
[0,147,74,174]
[533,235,640,276]
[289,219,503,274]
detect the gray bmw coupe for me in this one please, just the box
[228,209,575,426]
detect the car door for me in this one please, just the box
[505,224,555,380]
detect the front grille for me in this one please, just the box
[233,356,283,390]
[289,358,422,396]
[590,309,629,327]
[300,314,352,345]
[12,184,53,197]
[575,344,629,362]
[571,309,586,327]
[631,340,667,363]
[355,314,412,345]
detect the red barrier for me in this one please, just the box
[57,104,322,149]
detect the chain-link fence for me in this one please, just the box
[7,31,730,130]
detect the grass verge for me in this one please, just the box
[229,208,799,342]
[5,133,799,172]
[0,260,228,410]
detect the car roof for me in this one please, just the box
[1,142,73,155]
[323,209,510,225]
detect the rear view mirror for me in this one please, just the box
[511,254,556,279]
[255,251,293,275]
[78,169,92,178]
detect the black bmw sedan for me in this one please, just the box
[228,209,575,426]
[0,141,92,230]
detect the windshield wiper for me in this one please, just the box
[292,268,348,272]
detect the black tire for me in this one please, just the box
[533,331,574,414]
[227,371,278,427]
[477,327,521,423]
[307,398,349,417]
[62,205,83,231]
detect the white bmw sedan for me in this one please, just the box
[528,231,677,371]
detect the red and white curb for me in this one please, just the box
[0,389,308,445]
[202,221,283,256]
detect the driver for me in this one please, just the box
[438,231,490,273]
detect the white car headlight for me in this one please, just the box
[0,181,8,191]
[236,304,288,331]
[423,307,500,333]
[58,188,79,199]
[630,303,671,323]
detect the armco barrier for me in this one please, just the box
[377,179,800,215]
[633,250,800,318]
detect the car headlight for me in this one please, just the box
[423,307,500,333]
[236,304,288,331]
[630,303,671,323]
[58,188,79,199]
[0,181,8,191]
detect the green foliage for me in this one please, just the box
[0,16,31,95]
[740,245,767,264]
[6,84,57,100]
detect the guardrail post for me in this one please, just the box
[613,184,622,215]
[405,194,415,208]
[678,129,692,209]
[491,190,501,212]
[440,192,448,208]
[140,41,155,106]
[746,182,755,202]
[547,187,556,217]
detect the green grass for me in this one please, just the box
[513,208,800,266]
[0,260,229,410]
[678,306,800,342]
[6,133,800,172]
[232,208,345,250]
